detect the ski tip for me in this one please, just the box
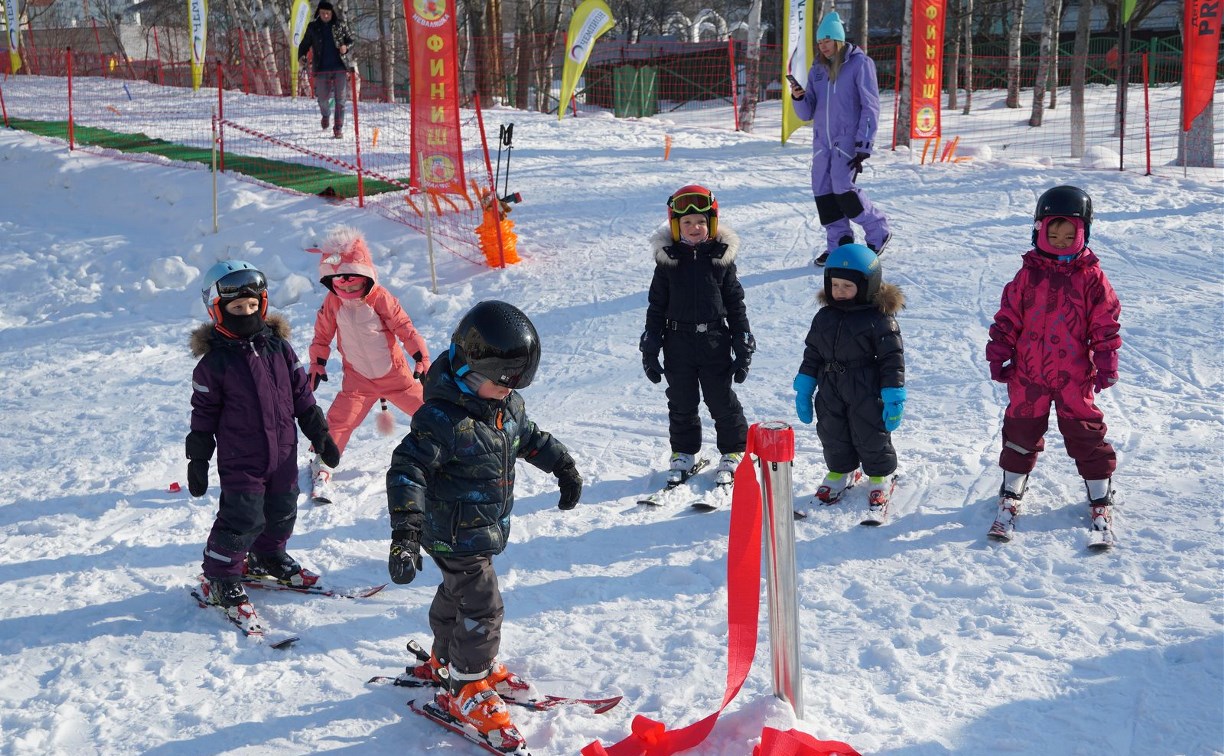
[267,635,301,649]
[360,583,389,598]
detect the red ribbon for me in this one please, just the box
[583,424,860,756]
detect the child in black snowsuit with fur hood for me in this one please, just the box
[640,184,755,487]
[793,243,906,520]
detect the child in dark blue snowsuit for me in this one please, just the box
[794,244,906,516]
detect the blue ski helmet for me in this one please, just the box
[824,243,881,304]
[201,260,268,323]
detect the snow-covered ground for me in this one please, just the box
[0,85,1221,755]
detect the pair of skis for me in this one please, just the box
[190,573,387,648]
[636,458,733,511]
[370,638,622,754]
[988,504,1117,550]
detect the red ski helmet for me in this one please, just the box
[667,184,718,242]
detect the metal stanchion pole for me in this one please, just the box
[755,420,802,717]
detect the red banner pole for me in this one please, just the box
[67,47,75,150]
[727,38,740,132]
[350,70,365,207]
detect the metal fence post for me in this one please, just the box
[754,420,802,717]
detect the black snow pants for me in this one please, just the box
[662,326,747,456]
[428,553,504,677]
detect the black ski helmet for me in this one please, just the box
[824,243,881,304]
[1033,185,1093,246]
[450,300,541,389]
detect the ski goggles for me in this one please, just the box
[214,268,267,300]
[333,274,366,283]
[668,191,715,215]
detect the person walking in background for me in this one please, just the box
[306,225,431,504]
[985,185,1121,547]
[640,184,754,492]
[789,11,892,266]
[793,243,906,525]
[297,0,355,139]
[187,261,340,628]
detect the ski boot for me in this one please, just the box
[444,669,523,748]
[666,452,700,488]
[404,651,448,686]
[487,660,541,706]
[1085,479,1116,549]
[245,551,321,588]
[816,469,862,504]
[862,475,896,525]
[988,472,1028,542]
[205,576,250,608]
[714,453,743,486]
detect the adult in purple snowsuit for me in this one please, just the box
[188,309,337,582]
[790,12,891,261]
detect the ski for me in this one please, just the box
[369,639,622,714]
[189,578,299,649]
[242,574,387,599]
[636,457,709,506]
[690,482,733,512]
[859,477,897,526]
[987,517,1016,542]
[1087,505,1117,551]
[409,696,531,755]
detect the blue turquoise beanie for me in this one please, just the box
[817,12,846,42]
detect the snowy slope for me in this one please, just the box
[0,99,1221,756]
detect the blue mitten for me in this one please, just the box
[793,373,818,424]
[881,386,906,431]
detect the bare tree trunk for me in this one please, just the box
[946,5,960,110]
[533,0,564,113]
[1180,98,1216,167]
[737,0,763,132]
[897,0,912,147]
[485,0,505,105]
[962,0,974,114]
[1046,0,1062,109]
[1070,0,1091,156]
[1005,0,1023,107]
[851,0,868,49]
[376,0,394,101]
[513,0,533,110]
[1028,0,1059,126]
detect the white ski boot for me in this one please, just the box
[714,453,743,486]
[988,471,1028,542]
[310,456,335,504]
[816,469,862,504]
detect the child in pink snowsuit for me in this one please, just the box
[307,226,431,502]
[985,186,1121,542]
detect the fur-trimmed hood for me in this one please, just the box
[649,224,741,267]
[818,281,905,315]
[189,314,291,357]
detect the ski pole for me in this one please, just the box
[501,123,514,201]
[494,124,506,201]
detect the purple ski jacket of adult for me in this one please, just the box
[792,45,881,185]
[189,314,318,491]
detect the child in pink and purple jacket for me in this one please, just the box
[985,186,1122,541]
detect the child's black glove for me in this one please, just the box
[316,434,341,468]
[640,330,664,384]
[185,431,215,497]
[187,460,209,497]
[731,332,756,384]
[554,455,583,511]
[309,358,328,391]
[388,531,423,584]
[848,152,869,179]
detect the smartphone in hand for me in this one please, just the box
[786,74,802,90]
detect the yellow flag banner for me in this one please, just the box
[558,0,615,121]
[288,0,310,97]
[3,0,21,75]
[781,0,814,143]
[188,0,208,91]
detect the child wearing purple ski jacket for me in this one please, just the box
[790,11,892,264]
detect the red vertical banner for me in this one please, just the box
[1182,0,1222,131]
[909,0,946,140]
[405,0,465,195]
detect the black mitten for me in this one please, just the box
[388,531,424,585]
[187,460,209,497]
[316,433,341,468]
[731,332,756,384]
[640,330,664,384]
[185,431,215,497]
[554,455,583,511]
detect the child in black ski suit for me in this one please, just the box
[640,184,754,485]
[188,261,340,611]
[793,243,906,515]
[384,300,583,747]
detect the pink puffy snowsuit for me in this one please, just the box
[986,247,1121,480]
[308,227,430,454]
